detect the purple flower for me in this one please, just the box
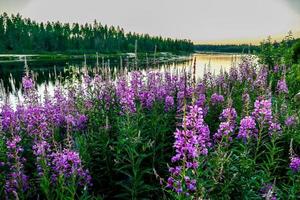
[33,141,49,159]
[116,77,136,113]
[83,74,92,86]
[273,65,280,73]
[5,135,29,196]
[260,183,277,200]
[214,107,237,143]
[50,149,91,186]
[196,82,206,94]
[254,67,268,89]
[195,94,206,108]
[252,98,273,126]
[290,156,300,172]
[214,122,234,142]
[22,76,39,105]
[269,122,282,135]
[210,93,224,105]
[242,92,250,105]
[166,177,174,188]
[219,107,237,123]
[169,166,182,176]
[6,136,21,150]
[215,72,227,89]
[77,114,88,130]
[130,71,143,97]
[238,58,256,83]
[228,66,238,82]
[167,104,210,195]
[285,116,297,127]
[1,105,20,132]
[139,91,155,109]
[237,116,257,140]
[22,76,34,90]
[276,78,288,94]
[84,100,93,109]
[184,176,197,191]
[165,95,174,111]
[65,114,76,127]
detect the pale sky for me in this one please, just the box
[0,0,300,44]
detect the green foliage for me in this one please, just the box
[286,64,300,96]
[292,39,300,63]
[258,33,296,68]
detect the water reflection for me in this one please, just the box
[0,53,243,106]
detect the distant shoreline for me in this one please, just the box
[194,51,248,55]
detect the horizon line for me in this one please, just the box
[194,30,300,45]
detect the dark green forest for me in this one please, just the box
[194,44,260,53]
[0,13,194,54]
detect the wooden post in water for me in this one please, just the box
[96,52,99,67]
[125,57,129,71]
[54,65,57,81]
[248,43,251,54]
[134,39,138,68]
[146,53,149,68]
[24,56,29,76]
[154,45,157,65]
[193,57,196,88]
[120,56,123,68]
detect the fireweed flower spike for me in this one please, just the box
[210,93,224,105]
[268,121,282,135]
[285,116,297,127]
[237,116,257,140]
[0,106,28,196]
[273,65,280,73]
[22,76,34,90]
[238,57,256,83]
[130,71,143,98]
[165,95,174,111]
[260,183,277,200]
[276,77,288,94]
[213,122,234,142]
[252,98,273,126]
[116,77,136,113]
[254,67,268,90]
[167,104,210,195]
[251,97,282,136]
[219,107,237,125]
[290,156,300,172]
[242,92,251,116]
[50,149,91,186]
[22,75,39,105]
[5,135,29,196]
[23,106,52,177]
[214,107,237,143]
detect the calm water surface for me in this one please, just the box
[0,53,243,106]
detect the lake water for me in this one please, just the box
[0,53,243,106]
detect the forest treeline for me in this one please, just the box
[0,13,194,54]
[194,44,260,53]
